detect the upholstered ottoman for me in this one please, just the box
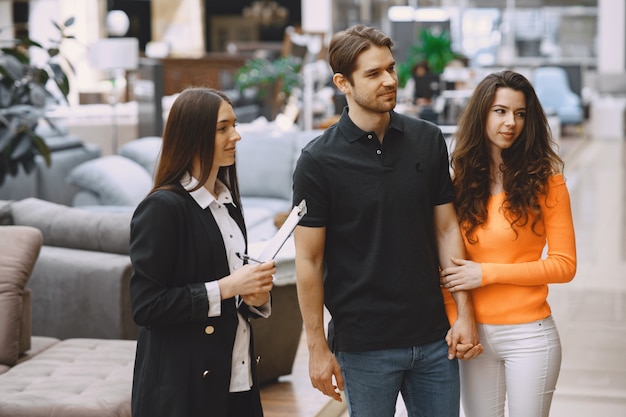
[0,338,136,417]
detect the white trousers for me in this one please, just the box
[460,316,562,417]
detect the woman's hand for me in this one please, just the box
[440,257,483,292]
[219,261,275,301]
[241,291,270,307]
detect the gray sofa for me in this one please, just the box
[0,123,323,384]
[1,198,137,340]
[0,225,135,417]
[0,131,101,206]
[65,125,323,243]
[0,196,304,384]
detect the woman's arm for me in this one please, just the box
[441,178,577,291]
[434,202,482,359]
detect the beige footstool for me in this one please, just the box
[0,338,136,417]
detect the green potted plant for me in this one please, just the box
[0,17,75,186]
[397,28,460,88]
[234,55,302,120]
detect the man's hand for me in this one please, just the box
[308,344,345,402]
[445,316,483,360]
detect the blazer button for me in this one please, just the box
[202,370,211,378]
[256,356,261,364]
[205,325,215,335]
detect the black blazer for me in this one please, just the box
[129,187,263,417]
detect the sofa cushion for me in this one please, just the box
[15,336,59,366]
[10,198,132,255]
[0,338,135,417]
[35,141,102,207]
[118,136,162,176]
[66,155,152,207]
[0,226,43,368]
[237,131,296,201]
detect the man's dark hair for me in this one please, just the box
[328,24,394,84]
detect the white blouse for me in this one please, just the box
[182,174,270,392]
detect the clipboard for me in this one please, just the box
[256,199,307,262]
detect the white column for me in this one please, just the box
[597,0,626,72]
[591,0,626,140]
[0,2,13,42]
[28,0,105,105]
[301,0,332,38]
[151,0,205,57]
[301,0,332,131]
[498,0,517,66]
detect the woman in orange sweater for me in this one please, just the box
[441,70,576,417]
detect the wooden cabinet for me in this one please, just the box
[161,53,251,96]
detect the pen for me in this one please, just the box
[236,252,264,264]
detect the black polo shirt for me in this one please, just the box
[292,108,454,352]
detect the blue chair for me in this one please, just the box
[532,66,583,125]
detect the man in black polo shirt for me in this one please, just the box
[292,25,482,417]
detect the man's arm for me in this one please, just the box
[294,225,344,401]
[433,202,482,360]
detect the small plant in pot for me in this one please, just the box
[397,28,461,88]
[0,17,75,186]
[234,55,302,120]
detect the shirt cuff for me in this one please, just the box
[204,281,221,317]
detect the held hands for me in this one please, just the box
[446,328,483,360]
[440,257,483,292]
[219,261,275,306]
[446,316,483,361]
[443,269,484,361]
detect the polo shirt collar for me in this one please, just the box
[338,107,404,143]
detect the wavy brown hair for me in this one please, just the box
[151,87,242,208]
[451,70,563,243]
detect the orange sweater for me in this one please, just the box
[444,174,576,325]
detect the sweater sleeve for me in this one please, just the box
[481,175,577,286]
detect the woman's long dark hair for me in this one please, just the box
[451,70,563,243]
[151,87,242,208]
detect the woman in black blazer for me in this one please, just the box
[129,87,275,417]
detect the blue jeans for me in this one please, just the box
[336,339,460,417]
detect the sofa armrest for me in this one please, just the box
[0,226,43,368]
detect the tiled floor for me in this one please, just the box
[547,136,626,417]
[263,131,626,417]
